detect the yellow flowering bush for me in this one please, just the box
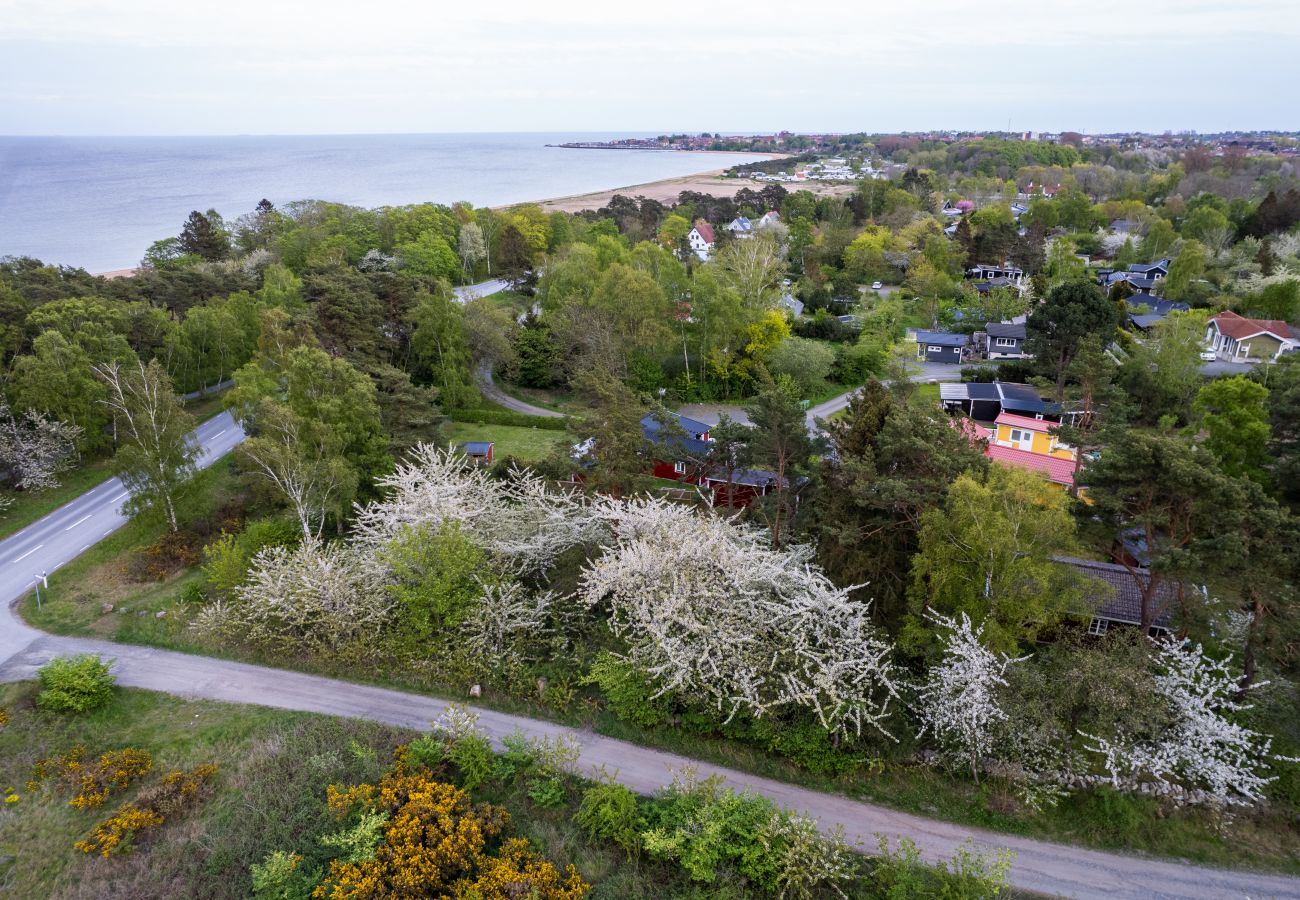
[0,707,10,726]
[28,746,154,808]
[73,763,218,857]
[75,804,164,857]
[70,749,154,809]
[313,759,588,900]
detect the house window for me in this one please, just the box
[994,337,1017,347]
[673,461,686,475]
[1088,617,1109,636]
[927,345,943,353]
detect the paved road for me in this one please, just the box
[0,416,1298,898]
[453,277,513,302]
[475,362,565,418]
[0,411,244,666]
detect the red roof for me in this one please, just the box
[1211,310,1291,341]
[951,417,991,443]
[985,444,1075,486]
[692,219,716,244]
[994,411,1058,432]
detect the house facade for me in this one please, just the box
[915,329,967,363]
[985,412,1076,489]
[687,220,716,261]
[1205,311,1298,362]
[983,322,1028,359]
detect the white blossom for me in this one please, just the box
[221,539,390,656]
[352,445,604,572]
[1083,639,1287,807]
[459,578,554,664]
[0,401,82,492]
[580,495,900,738]
[915,612,1028,779]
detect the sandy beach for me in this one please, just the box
[522,163,856,214]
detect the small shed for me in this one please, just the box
[915,330,967,364]
[461,441,494,464]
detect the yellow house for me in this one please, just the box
[991,412,1075,460]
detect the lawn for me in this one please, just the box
[446,422,567,464]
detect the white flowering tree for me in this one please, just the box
[1083,639,1288,806]
[0,401,82,492]
[580,496,900,738]
[214,539,390,656]
[459,578,555,665]
[352,445,605,574]
[915,612,1028,781]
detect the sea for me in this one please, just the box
[0,133,768,273]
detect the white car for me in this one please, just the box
[871,281,883,290]
[1199,350,1217,362]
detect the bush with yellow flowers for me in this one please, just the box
[312,755,588,900]
[75,804,164,857]
[0,707,10,726]
[74,763,218,858]
[28,746,153,809]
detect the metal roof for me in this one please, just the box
[916,330,968,347]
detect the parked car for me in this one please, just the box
[871,281,883,290]
[1199,349,1217,361]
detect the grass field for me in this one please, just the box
[446,422,567,463]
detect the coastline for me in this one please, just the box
[91,154,852,277]
[513,158,855,214]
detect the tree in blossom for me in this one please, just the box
[914,611,1028,781]
[1083,639,1291,806]
[197,539,389,657]
[0,400,82,492]
[351,445,605,573]
[580,496,901,738]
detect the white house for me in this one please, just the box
[688,219,716,262]
[758,210,781,229]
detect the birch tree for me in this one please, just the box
[457,222,486,278]
[94,359,198,532]
[914,612,1028,781]
[238,399,355,539]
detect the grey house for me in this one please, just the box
[915,330,967,364]
[984,322,1028,359]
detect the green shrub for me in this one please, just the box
[203,518,300,599]
[445,734,495,792]
[575,782,642,854]
[405,735,446,771]
[36,655,116,713]
[870,836,1011,900]
[250,850,320,900]
[583,652,671,728]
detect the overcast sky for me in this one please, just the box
[2,0,1296,136]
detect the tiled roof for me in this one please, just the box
[692,220,716,244]
[1210,310,1293,341]
[985,443,1075,486]
[1055,555,1175,630]
[994,411,1057,432]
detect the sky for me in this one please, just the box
[2,0,1297,136]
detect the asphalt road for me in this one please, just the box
[453,277,513,302]
[0,411,244,665]
[1,397,1298,898]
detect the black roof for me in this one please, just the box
[1056,556,1174,631]
[985,322,1025,339]
[1125,296,1190,317]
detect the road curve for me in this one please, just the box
[0,417,1297,898]
[475,362,565,419]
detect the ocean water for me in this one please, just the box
[0,133,767,273]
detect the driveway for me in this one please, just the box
[475,363,564,418]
